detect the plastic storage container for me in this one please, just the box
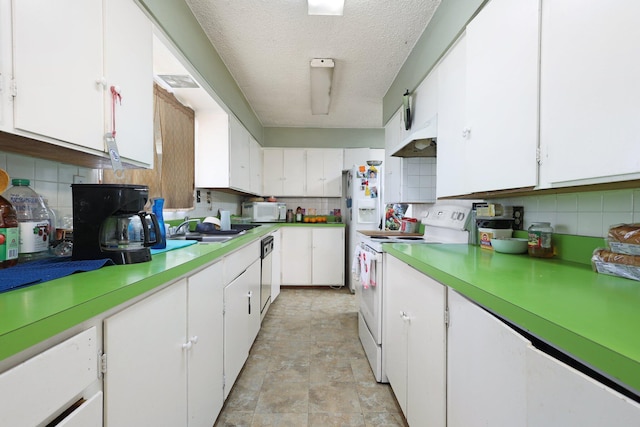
[2,179,50,262]
[528,222,554,258]
[0,194,19,268]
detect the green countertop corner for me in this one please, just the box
[383,243,640,395]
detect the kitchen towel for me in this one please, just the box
[0,257,115,293]
[150,239,197,255]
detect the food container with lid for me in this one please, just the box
[528,222,554,257]
[400,217,418,233]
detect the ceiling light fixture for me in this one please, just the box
[308,0,344,16]
[310,58,334,115]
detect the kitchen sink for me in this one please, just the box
[169,231,244,243]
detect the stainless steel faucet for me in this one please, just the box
[170,218,201,236]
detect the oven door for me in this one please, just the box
[355,243,383,344]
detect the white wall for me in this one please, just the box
[492,188,640,238]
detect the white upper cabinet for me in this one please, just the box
[195,112,261,195]
[384,110,403,203]
[229,115,251,192]
[262,148,306,196]
[249,136,263,195]
[8,0,153,167]
[465,0,540,194]
[436,34,468,198]
[539,0,640,187]
[437,0,540,197]
[305,148,343,197]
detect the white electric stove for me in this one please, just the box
[355,204,472,382]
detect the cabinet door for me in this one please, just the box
[447,289,529,427]
[280,227,311,285]
[465,0,539,193]
[383,254,409,415]
[282,149,306,195]
[57,391,102,427]
[188,262,223,427]
[322,149,344,196]
[246,259,262,347]
[311,227,344,286]
[436,34,468,198]
[539,0,640,186]
[249,136,263,195]
[104,282,188,426]
[263,148,285,196]
[271,230,281,301]
[229,116,251,192]
[305,149,325,196]
[224,273,250,399]
[103,0,153,166]
[527,346,640,426]
[12,0,104,151]
[406,268,446,427]
[384,110,403,203]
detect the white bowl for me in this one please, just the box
[490,237,528,254]
[366,160,382,166]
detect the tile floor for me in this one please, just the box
[214,287,408,427]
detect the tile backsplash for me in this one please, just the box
[0,152,100,228]
[402,157,437,201]
[492,188,640,238]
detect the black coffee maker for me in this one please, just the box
[72,184,161,264]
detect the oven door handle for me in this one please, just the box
[361,245,382,262]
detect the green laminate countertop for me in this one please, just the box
[384,243,640,394]
[0,224,281,361]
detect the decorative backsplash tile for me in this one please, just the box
[493,188,640,238]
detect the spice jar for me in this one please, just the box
[286,209,294,223]
[527,222,554,258]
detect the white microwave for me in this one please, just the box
[242,202,287,222]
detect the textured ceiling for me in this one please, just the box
[184,0,441,129]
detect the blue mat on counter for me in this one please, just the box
[150,240,197,255]
[0,257,115,294]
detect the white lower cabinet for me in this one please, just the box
[223,258,261,399]
[0,327,99,427]
[383,254,446,427]
[103,261,224,427]
[526,346,640,426]
[281,226,344,286]
[447,289,529,427]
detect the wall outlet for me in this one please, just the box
[73,175,85,184]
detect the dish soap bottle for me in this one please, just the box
[151,198,166,249]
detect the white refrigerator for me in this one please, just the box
[342,163,383,293]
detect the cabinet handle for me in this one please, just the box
[247,291,252,315]
[96,77,107,89]
[182,341,193,350]
[190,335,199,344]
[462,127,471,139]
[400,311,410,322]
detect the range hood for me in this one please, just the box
[392,115,437,158]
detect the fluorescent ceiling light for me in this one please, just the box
[310,58,334,115]
[308,0,344,16]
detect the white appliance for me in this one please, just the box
[355,203,473,383]
[342,163,384,293]
[242,202,287,222]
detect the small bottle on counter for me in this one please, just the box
[296,207,302,222]
[286,209,294,223]
[528,222,554,258]
[0,194,19,268]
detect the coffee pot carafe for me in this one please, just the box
[99,212,160,254]
[72,184,160,264]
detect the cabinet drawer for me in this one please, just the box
[224,240,260,284]
[57,391,102,427]
[0,327,98,427]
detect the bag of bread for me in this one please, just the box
[592,248,640,281]
[607,223,640,255]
